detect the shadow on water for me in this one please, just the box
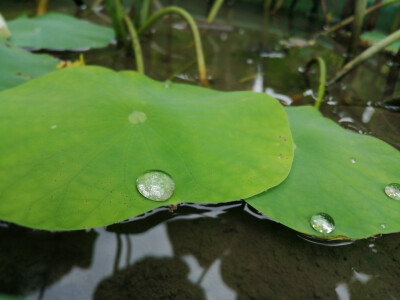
[1,202,400,300]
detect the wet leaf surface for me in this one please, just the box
[0,66,293,230]
[247,106,400,239]
[0,40,58,91]
[7,13,114,51]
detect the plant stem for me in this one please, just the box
[322,0,399,36]
[105,0,126,44]
[140,0,151,28]
[305,57,326,110]
[36,0,49,15]
[391,4,400,33]
[328,29,400,85]
[348,0,367,57]
[139,6,209,87]
[124,15,145,74]
[271,0,284,14]
[207,0,224,23]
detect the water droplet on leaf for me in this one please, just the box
[128,111,147,125]
[164,80,171,88]
[350,158,356,164]
[136,171,175,201]
[385,183,400,200]
[310,213,335,234]
[380,223,386,229]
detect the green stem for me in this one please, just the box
[322,0,399,36]
[207,0,225,23]
[105,0,126,43]
[328,29,400,85]
[271,0,284,14]
[305,57,326,110]
[391,4,400,33]
[349,0,367,57]
[140,0,151,28]
[139,6,209,87]
[124,15,145,74]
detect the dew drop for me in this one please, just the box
[385,183,400,200]
[380,223,386,229]
[310,213,335,234]
[128,111,147,125]
[164,80,171,88]
[350,158,356,164]
[50,125,57,129]
[136,171,175,201]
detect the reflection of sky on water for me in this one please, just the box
[1,202,397,299]
[29,221,235,300]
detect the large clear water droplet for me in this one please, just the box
[385,183,400,200]
[310,213,335,234]
[136,171,175,201]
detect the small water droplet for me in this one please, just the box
[310,213,335,234]
[385,183,400,200]
[128,111,147,125]
[246,58,253,64]
[136,170,175,201]
[350,158,356,164]
[380,223,386,229]
[50,125,57,129]
[164,80,171,88]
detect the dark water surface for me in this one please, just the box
[1,0,400,299]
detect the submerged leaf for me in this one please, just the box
[247,106,400,239]
[0,66,293,230]
[0,40,59,91]
[7,13,114,50]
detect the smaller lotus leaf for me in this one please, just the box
[247,106,400,240]
[7,13,114,50]
[0,66,293,230]
[361,31,400,53]
[0,40,59,91]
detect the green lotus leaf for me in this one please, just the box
[7,13,114,50]
[247,106,400,240]
[0,66,293,230]
[0,40,59,91]
[361,31,400,53]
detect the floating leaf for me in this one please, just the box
[361,31,400,53]
[247,106,400,240]
[0,66,293,230]
[0,40,58,91]
[7,13,114,50]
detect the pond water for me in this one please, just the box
[0,0,400,299]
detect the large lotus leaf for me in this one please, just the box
[247,106,400,240]
[7,13,114,50]
[0,66,293,230]
[0,40,58,91]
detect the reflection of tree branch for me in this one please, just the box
[37,284,46,300]
[196,265,210,285]
[113,233,122,273]
[125,234,131,266]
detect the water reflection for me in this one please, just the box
[1,202,400,299]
